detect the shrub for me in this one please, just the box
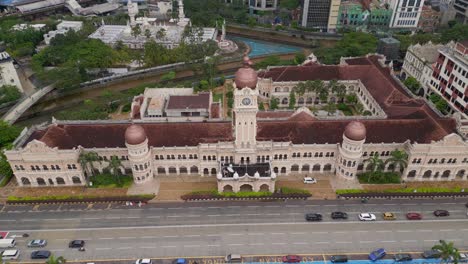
[181,188,311,200]
[7,194,155,202]
[358,171,401,184]
[278,187,311,195]
[336,187,464,195]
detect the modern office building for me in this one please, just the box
[301,0,342,32]
[387,0,425,29]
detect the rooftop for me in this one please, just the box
[166,92,210,110]
[408,42,444,63]
[21,56,458,150]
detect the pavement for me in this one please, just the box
[1,199,467,263]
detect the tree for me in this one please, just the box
[156,28,166,40]
[0,121,21,149]
[432,240,459,264]
[329,80,346,100]
[270,97,279,110]
[247,17,256,28]
[106,156,124,185]
[289,91,296,109]
[324,103,337,116]
[279,0,300,9]
[46,255,66,264]
[364,153,384,182]
[294,52,306,65]
[259,102,265,110]
[0,85,21,105]
[78,151,100,178]
[294,81,307,96]
[403,77,421,93]
[441,23,468,43]
[385,149,408,173]
[144,29,152,39]
[131,26,141,38]
[315,32,378,64]
[345,93,358,104]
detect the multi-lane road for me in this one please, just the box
[1,199,468,263]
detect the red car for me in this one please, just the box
[282,255,302,263]
[406,212,422,220]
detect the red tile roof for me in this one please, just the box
[23,56,457,149]
[211,102,221,118]
[166,92,210,110]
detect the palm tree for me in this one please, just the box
[385,149,408,174]
[432,240,459,263]
[294,82,307,96]
[78,151,100,178]
[364,153,384,182]
[156,28,166,40]
[106,156,124,185]
[330,80,346,100]
[46,255,66,264]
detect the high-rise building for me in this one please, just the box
[453,0,468,23]
[387,0,425,29]
[428,41,468,117]
[301,0,341,32]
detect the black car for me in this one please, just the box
[305,213,322,221]
[31,250,51,259]
[422,249,441,259]
[330,255,348,263]
[434,210,450,217]
[394,253,412,262]
[68,240,85,248]
[331,212,348,219]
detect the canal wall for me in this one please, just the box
[226,24,341,48]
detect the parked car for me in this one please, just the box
[303,177,317,184]
[68,240,85,248]
[2,250,20,260]
[173,259,187,264]
[330,255,348,263]
[282,255,301,263]
[135,259,153,264]
[460,253,468,263]
[27,239,47,247]
[421,249,441,259]
[358,213,376,221]
[382,212,396,220]
[369,248,386,261]
[406,212,422,220]
[31,250,51,259]
[331,212,348,219]
[305,213,322,221]
[394,253,412,262]
[434,210,450,217]
[225,254,242,263]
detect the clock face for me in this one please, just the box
[242,98,251,105]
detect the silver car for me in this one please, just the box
[27,239,47,247]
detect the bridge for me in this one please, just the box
[2,84,54,125]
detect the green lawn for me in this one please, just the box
[357,171,401,184]
[212,93,223,103]
[89,173,133,188]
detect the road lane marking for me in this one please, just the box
[227,233,242,236]
[315,242,329,244]
[291,232,307,235]
[206,234,219,237]
[249,243,264,246]
[83,217,100,220]
[228,244,243,246]
[98,238,113,240]
[248,233,264,236]
[207,245,220,247]
[402,240,417,243]
[293,242,308,245]
[141,236,157,239]
[184,235,200,237]
[162,245,176,248]
[118,237,136,239]
[146,216,160,218]
[271,233,285,235]
[184,245,200,247]
[440,229,454,232]
[117,247,132,249]
[360,241,374,243]
[381,241,396,243]
[96,248,112,250]
[336,242,352,244]
[207,215,221,217]
[140,246,156,249]
[164,235,179,238]
[272,243,286,245]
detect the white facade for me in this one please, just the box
[402,42,444,93]
[44,21,83,45]
[0,52,23,93]
[387,0,425,29]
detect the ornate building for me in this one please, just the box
[4,55,468,192]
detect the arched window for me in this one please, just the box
[72,176,81,184]
[21,177,31,185]
[407,170,416,177]
[56,177,66,185]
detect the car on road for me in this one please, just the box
[434,210,450,217]
[358,213,376,221]
[406,212,422,220]
[331,212,348,219]
[305,213,322,221]
[173,259,187,264]
[31,250,51,259]
[303,177,317,184]
[135,259,153,264]
[369,248,386,261]
[394,253,412,262]
[382,212,396,220]
[422,249,441,259]
[2,250,20,260]
[68,240,85,248]
[27,239,47,248]
[282,255,302,263]
[225,254,242,263]
[460,253,468,263]
[330,255,348,263]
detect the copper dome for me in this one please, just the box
[234,56,258,89]
[344,121,366,141]
[125,124,147,145]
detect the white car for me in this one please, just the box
[303,177,317,184]
[136,259,153,264]
[358,213,376,221]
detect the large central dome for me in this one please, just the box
[234,56,258,89]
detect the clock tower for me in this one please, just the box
[233,56,259,149]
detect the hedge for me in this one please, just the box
[336,187,465,195]
[7,194,155,202]
[357,171,401,184]
[181,188,312,200]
